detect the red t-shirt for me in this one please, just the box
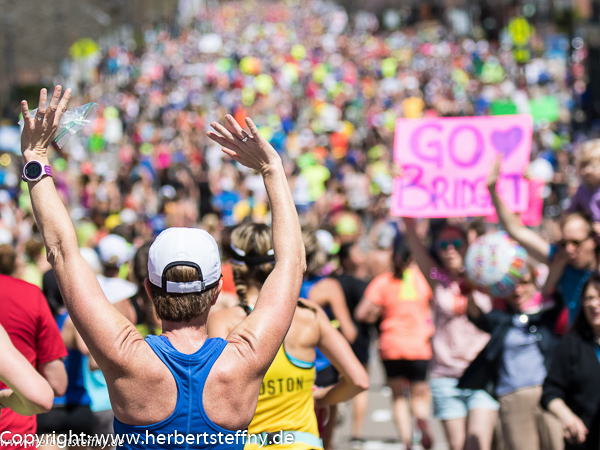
[0,275,67,449]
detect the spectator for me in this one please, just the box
[568,140,600,233]
[461,267,564,450]
[542,274,600,450]
[404,218,499,450]
[488,156,598,327]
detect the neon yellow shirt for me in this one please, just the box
[245,346,322,450]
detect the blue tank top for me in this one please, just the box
[113,334,245,449]
[300,277,331,373]
[54,312,91,407]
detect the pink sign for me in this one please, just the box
[391,115,533,218]
[521,179,544,227]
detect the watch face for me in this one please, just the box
[25,162,42,180]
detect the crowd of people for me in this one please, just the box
[1,0,600,449]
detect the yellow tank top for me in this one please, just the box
[245,345,322,450]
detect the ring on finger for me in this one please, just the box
[240,129,251,142]
[35,114,43,122]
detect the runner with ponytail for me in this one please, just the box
[208,222,369,450]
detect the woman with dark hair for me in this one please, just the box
[542,274,600,450]
[310,242,371,444]
[355,236,434,450]
[403,218,499,450]
[208,222,368,450]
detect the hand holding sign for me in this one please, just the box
[391,115,533,218]
[487,155,502,191]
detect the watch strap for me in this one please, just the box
[22,161,52,182]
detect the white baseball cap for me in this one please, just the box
[96,275,138,304]
[98,234,131,267]
[148,227,221,294]
[80,247,101,274]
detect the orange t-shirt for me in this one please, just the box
[365,265,434,361]
[221,262,236,294]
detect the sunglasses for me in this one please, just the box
[559,236,592,248]
[438,239,465,250]
[516,277,534,286]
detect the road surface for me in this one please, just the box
[333,343,449,450]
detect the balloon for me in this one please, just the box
[465,231,528,298]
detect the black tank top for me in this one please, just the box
[333,273,371,347]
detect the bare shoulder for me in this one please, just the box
[207,305,247,338]
[296,299,326,318]
[312,277,339,291]
[218,304,247,323]
[289,300,322,338]
[102,329,160,380]
[282,301,320,353]
[108,337,177,425]
[309,278,341,299]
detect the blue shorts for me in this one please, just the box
[430,377,499,420]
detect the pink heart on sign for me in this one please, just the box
[491,127,523,159]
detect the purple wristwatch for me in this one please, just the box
[22,161,52,182]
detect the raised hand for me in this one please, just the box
[487,155,502,192]
[206,115,281,176]
[20,86,71,160]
